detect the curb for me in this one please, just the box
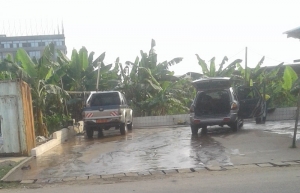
[137,125,189,129]
[11,160,300,184]
[1,156,33,182]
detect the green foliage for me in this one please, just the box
[45,113,71,135]
[2,38,299,134]
[118,39,188,116]
[0,43,67,136]
[238,59,298,108]
[282,66,298,90]
[195,55,242,78]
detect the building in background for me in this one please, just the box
[0,33,67,60]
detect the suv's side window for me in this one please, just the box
[233,91,238,101]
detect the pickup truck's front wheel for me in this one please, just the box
[86,126,94,139]
[120,123,127,135]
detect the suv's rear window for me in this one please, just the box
[90,92,120,106]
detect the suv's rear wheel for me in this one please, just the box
[256,117,266,124]
[86,126,94,139]
[191,125,199,135]
[201,126,207,134]
[120,123,128,135]
[231,120,239,132]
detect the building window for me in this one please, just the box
[42,40,53,46]
[22,42,31,47]
[38,42,45,46]
[28,51,41,59]
[4,43,10,48]
[31,42,38,47]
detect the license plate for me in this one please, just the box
[96,119,107,123]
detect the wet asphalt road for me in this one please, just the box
[8,120,300,181]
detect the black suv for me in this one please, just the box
[190,77,265,135]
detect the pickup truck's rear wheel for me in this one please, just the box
[86,126,94,139]
[97,128,104,138]
[120,123,128,135]
[127,122,133,131]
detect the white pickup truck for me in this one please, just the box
[82,91,133,139]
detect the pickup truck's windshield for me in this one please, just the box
[90,92,120,106]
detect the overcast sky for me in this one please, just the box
[1,0,300,75]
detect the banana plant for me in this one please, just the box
[0,43,68,137]
[120,39,184,116]
[195,54,242,78]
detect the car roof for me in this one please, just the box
[192,77,231,91]
[90,91,120,94]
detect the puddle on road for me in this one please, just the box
[8,120,300,181]
[9,127,234,181]
[243,120,300,140]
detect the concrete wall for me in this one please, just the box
[31,127,77,157]
[133,107,298,128]
[133,114,190,128]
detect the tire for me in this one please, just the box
[127,121,133,131]
[120,123,128,135]
[201,126,207,135]
[240,119,244,127]
[86,126,94,139]
[191,125,199,135]
[262,116,266,123]
[231,120,239,132]
[97,128,104,138]
[255,117,262,124]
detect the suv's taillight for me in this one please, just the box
[190,105,195,113]
[231,102,238,110]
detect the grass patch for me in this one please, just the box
[0,161,22,189]
[0,181,21,189]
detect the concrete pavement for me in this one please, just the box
[2,120,300,184]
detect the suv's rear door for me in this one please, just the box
[192,77,231,91]
[236,86,264,118]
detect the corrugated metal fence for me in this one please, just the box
[0,80,35,156]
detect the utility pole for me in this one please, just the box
[96,62,101,91]
[292,90,300,148]
[245,47,248,86]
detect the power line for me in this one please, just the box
[228,48,245,60]
[248,48,291,64]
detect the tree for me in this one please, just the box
[0,43,67,136]
[237,58,298,108]
[119,39,185,116]
[61,47,120,120]
[195,54,242,78]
